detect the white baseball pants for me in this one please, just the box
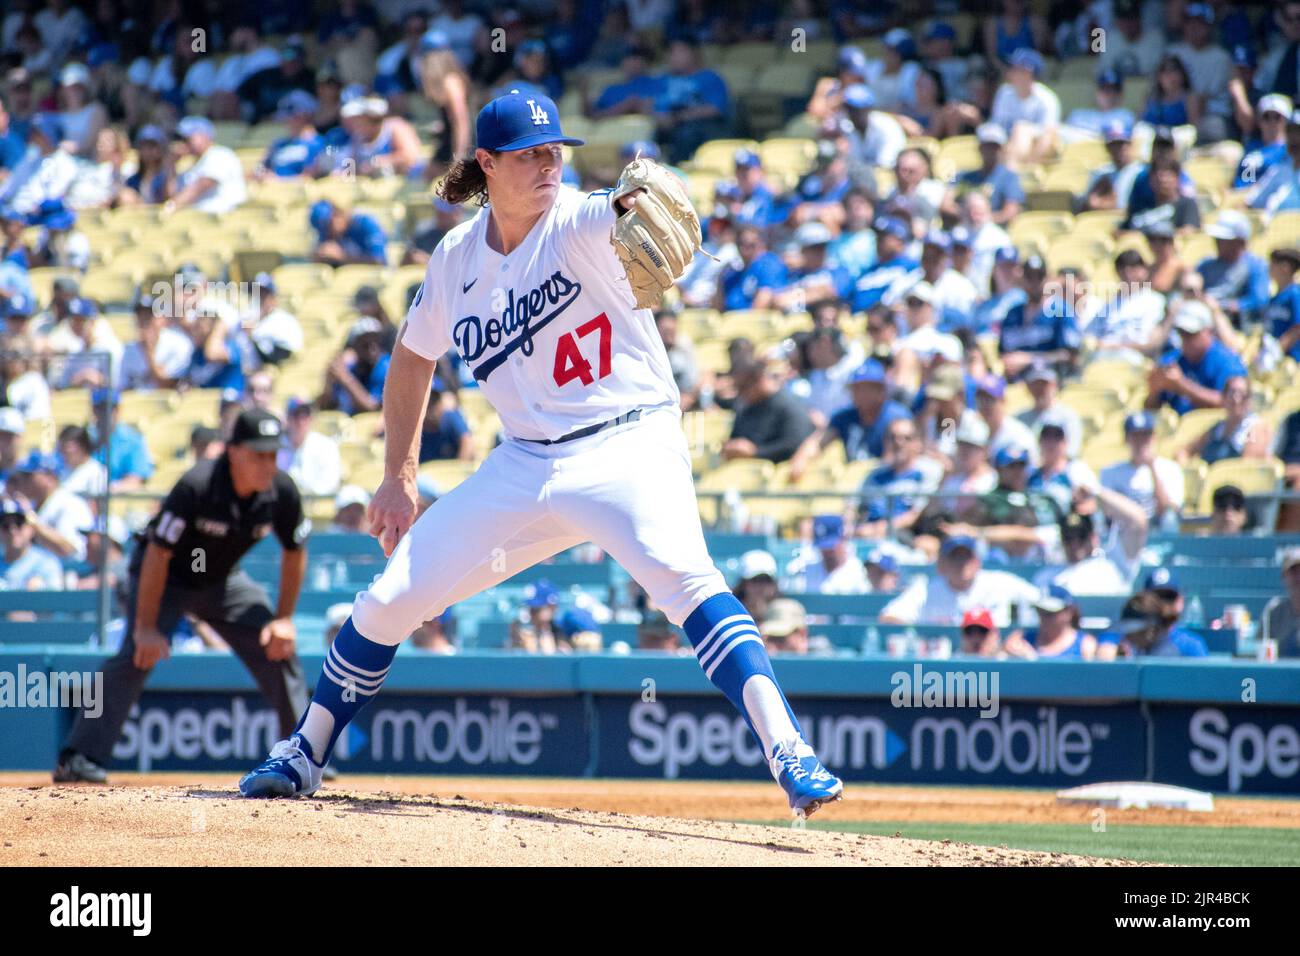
[351,405,728,644]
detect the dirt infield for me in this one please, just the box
[0,781,1146,866]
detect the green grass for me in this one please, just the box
[748,820,1300,866]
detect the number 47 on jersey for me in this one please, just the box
[553,313,612,387]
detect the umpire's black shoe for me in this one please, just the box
[53,750,108,784]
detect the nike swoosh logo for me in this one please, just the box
[463,279,478,293]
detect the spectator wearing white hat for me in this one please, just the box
[1262,546,1300,658]
[54,63,106,157]
[934,414,996,519]
[1196,211,1270,322]
[1016,362,1083,456]
[329,484,371,533]
[733,548,780,623]
[1100,411,1184,529]
[165,116,247,215]
[1144,300,1247,415]
[944,123,1025,227]
[1234,94,1293,188]
[759,598,820,656]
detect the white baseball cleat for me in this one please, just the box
[239,734,324,798]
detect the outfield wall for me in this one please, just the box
[2,650,1298,794]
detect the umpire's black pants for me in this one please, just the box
[62,570,309,768]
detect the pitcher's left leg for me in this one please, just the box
[552,413,842,814]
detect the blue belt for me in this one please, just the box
[519,408,643,445]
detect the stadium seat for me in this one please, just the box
[1197,458,1284,514]
[690,139,762,176]
[696,459,774,493]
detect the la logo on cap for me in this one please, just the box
[527,99,549,125]
[259,419,279,436]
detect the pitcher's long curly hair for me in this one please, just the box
[437,151,494,207]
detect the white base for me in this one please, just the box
[1055,781,1214,812]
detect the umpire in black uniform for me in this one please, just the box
[55,409,312,782]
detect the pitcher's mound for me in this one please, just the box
[4,786,1142,866]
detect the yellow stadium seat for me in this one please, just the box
[78,270,140,307]
[1008,211,1073,243]
[754,63,814,95]
[418,458,479,493]
[696,459,774,493]
[690,139,761,176]
[1196,458,1283,514]
[1074,209,1124,236]
[1061,139,1110,169]
[1160,407,1226,457]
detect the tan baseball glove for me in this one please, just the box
[609,158,704,309]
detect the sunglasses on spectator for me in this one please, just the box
[0,517,25,531]
[962,626,990,638]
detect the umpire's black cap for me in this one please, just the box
[229,409,284,452]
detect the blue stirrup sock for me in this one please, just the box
[294,617,397,765]
[682,593,802,756]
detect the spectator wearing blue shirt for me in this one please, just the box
[1196,211,1270,322]
[1125,132,1197,222]
[1003,585,1096,660]
[1134,570,1209,657]
[947,123,1024,227]
[325,318,389,416]
[792,360,911,480]
[88,389,154,492]
[310,199,388,266]
[851,216,918,313]
[589,46,662,119]
[257,91,326,179]
[972,246,1026,333]
[0,206,28,268]
[1062,69,1135,140]
[998,256,1081,381]
[186,307,245,393]
[652,38,730,164]
[418,384,473,462]
[0,97,25,172]
[1145,301,1247,415]
[772,222,853,312]
[731,149,776,228]
[715,226,787,312]
[0,498,64,591]
[1267,248,1300,360]
[1141,55,1196,128]
[856,417,939,537]
[1235,94,1292,188]
[825,186,876,280]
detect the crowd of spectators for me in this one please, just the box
[2,2,1300,659]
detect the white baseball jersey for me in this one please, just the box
[401,185,679,441]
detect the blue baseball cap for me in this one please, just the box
[882,28,915,57]
[850,358,886,384]
[525,579,560,608]
[556,606,600,638]
[873,215,909,241]
[17,450,60,474]
[419,29,450,52]
[91,387,119,407]
[714,180,741,201]
[924,22,957,42]
[3,291,34,317]
[1144,567,1181,594]
[1231,45,1257,69]
[994,245,1019,264]
[1034,583,1076,613]
[176,115,215,140]
[949,225,973,247]
[994,443,1031,468]
[286,396,313,416]
[1102,119,1133,143]
[476,89,583,152]
[1124,410,1156,434]
[0,206,25,223]
[67,297,98,317]
[843,84,874,109]
[923,230,951,251]
[1008,48,1044,76]
[813,514,845,549]
[620,139,660,161]
[838,46,868,74]
[135,124,166,146]
[975,374,1006,399]
[309,200,335,234]
[1184,3,1214,23]
[865,550,899,574]
[253,271,277,293]
[940,534,980,558]
[733,148,761,169]
[1096,67,1123,88]
[274,90,318,120]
